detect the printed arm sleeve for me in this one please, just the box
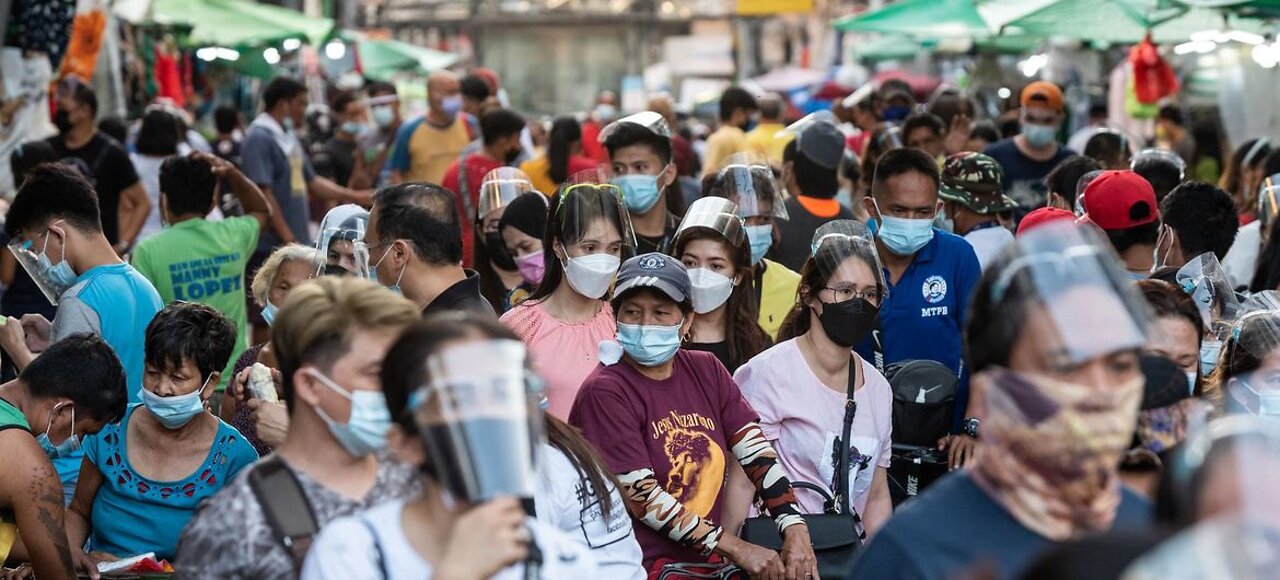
[729,422,804,534]
[618,468,724,555]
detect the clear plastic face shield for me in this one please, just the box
[1073,169,1105,216]
[1258,174,1280,232]
[875,125,905,151]
[674,197,747,251]
[597,110,672,144]
[809,220,888,305]
[411,339,545,505]
[991,221,1151,368]
[478,167,537,229]
[775,110,838,140]
[554,169,638,261]
[1225,300,1280,417]
[1176,253,1241,342]
[7,220,73,305]
[1131,148,1188,181]
[1125,417,1280,579]
[315,204,370,277]
[708,152,790,223]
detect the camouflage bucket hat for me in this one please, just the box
[939,152,1017,215]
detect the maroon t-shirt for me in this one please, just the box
[568,349,759,566]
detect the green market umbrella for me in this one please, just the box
[147,0,334,48]
[998,0,1264,44]
[834,0,992,37]
[357,39,460,82]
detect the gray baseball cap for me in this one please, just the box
[796,120,845,170]
[613,252,690,303]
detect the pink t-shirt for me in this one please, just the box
[501,299,616,419]
[734,339,893,516]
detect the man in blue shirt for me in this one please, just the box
[855,148,982,467]
[0,163,164,500]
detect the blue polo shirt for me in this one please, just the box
[854,229,981,432]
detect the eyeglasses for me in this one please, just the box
[822,286,885,304]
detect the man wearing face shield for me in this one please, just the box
[315,204,369,276]
[388,71,473,186]
[704,154,802,340]
[602,112,683,256]
[176,277,422,578]
[854,148,982,462]
[0,335,125,579]
[441,109,527,269]
[983,81,1076,208]
[851,222,1154,580]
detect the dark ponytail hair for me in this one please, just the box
[547,117,582,185]
[382,312,623,520]
[674,230,771,371]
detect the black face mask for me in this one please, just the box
[504,146,523,165]
[816,297,879,348]
[484,231,517,270]
[54,110,73,134]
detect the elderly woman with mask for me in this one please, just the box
[851,221,1154,580]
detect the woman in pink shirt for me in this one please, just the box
[727,221,895,537]
[501,180,634,418]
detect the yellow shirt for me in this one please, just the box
[405,117,471,184]
[746,122,793,167]
[757,258,801,339]
[702,125,752,177]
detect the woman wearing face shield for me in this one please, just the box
[1206,292,1280,418]
[500,175,632,419]
[316,204,370,276]
[850,221,1154,580]
[301,313,606,579]
[725,221,894,538]
[570,252,818,580]
[65,303,258,567]
[474,169,538,313]
[674,197,771,373]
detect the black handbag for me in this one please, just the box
[739,355,863,579]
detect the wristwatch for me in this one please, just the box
[962,417,980,439]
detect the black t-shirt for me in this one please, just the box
[635,212,682,257]
[983,139,1075,209]
[45,133,139,244]
[686,341,732,373]
[314,136,357,187]
[774,196,855,272]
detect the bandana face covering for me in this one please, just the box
[969,367,1143,541]
[1134,398,1210,456]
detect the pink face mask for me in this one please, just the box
[515,250,545,286]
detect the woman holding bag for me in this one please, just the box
[727,221,895,538]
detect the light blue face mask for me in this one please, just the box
[873,201,935,256]
[308,369,391,457]
[615,174,663,214]
[261,302,279,326]
[1200,339,1223,376]
[1023,123,1057,148]
[141,376,211,429]
[372,244,406,294]
[1237,379,1280,417]
[36,402,80,459]
[745,225,773,266]
[30,223,77,297]
[340,121,367,136]
[617,322,683,367]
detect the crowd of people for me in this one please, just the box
[1,65,1279,580]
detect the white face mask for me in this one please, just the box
[563,253,621,299]
[687,267,735,314]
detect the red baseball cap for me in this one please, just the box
[1081,170,1159,230]
[1017,207,1077,237]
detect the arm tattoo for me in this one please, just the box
[28,464,76,577]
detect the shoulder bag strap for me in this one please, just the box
[248,455,319,571]
[358,516,390,580]
[831,355,860,516]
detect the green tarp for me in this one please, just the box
[357,39,460,81]
[147,0,334,48]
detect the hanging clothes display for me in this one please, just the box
[11,0,76,68]
[59,0,107,81]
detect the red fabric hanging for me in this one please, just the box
[1129,33,1179,104]
[154,47,184,107]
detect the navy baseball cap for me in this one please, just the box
[613,252,690,303]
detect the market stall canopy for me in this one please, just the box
[999,0,1267,44]
[143,0,334,48]
[358,39,461,82]
[749,66,828,92]
[834,0,993,37]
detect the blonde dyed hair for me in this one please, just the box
[250,244,323,307]
[271,276,420,406]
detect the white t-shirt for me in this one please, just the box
[963,225,1014,272]
[1223,221,1260,291]
[300,499,599,580]
[130,153,166,241]
[535,444,645,580]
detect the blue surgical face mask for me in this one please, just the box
[745,224,773,266]
[617,322,683,367]
[873,200,935,256]
[283,117,296,132]
[1237,379,1280,417]
[1023,123,1057,148]
[1200,339,1223,376]
[614,174,663,214]
[372,106,395,128]
[372,243,406,294]
[261,302,278,326]
[34,223,77,297]
[36,402,80,459]
[440,95,463,118]
[308,369,391,457]
[141,376,211,430]
[340,121,367,136]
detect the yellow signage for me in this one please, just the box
[737,0,813,15]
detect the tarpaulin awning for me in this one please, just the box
[834,0,992,37]
[357,38,459,82]
[999,0,1266,44]
[143,0,334,48]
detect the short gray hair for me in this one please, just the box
[250,244,322,307]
